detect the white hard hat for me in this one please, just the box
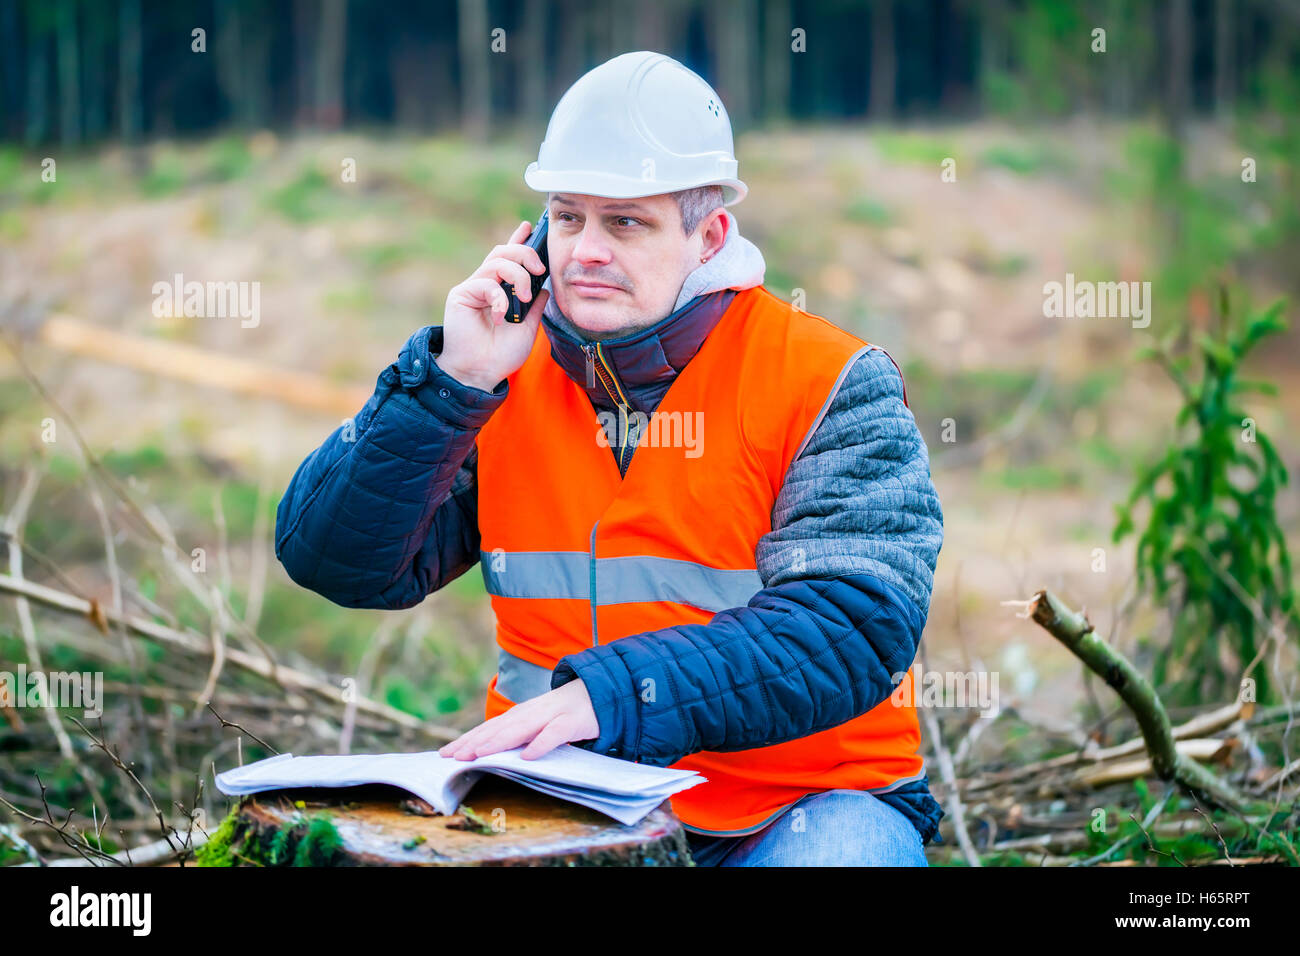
[525,51,748,206]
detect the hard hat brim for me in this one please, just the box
[524,163,748,206]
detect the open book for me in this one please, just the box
[214,744,705,827]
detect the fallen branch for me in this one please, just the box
[20,830,209,867]
[0,571,459,743]
[1024,589,1263,814]
[1070,738,1235,789]
[962,698,1250,794]
[38,313,369,417]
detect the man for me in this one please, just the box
[275,51,944,866]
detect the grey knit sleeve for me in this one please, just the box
[755,346,943,619]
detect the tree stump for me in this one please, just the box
[202,776,693,866]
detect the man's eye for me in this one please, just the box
[614,216,641,227]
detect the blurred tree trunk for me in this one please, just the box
[976,0,1004,115]
[292,0,316,127]
[458,0,489,140]
[606,0,632,59]
[555,0,589,104]
[869,0,895,120]
[242,4,272,128]
[762,0,790,122]
[518,0,548,127]
[392,33,432,130]
[1,0,23,141]
[710,0,757,129]
[1214,0,1234,120]
[213,0,273,129]
[117,0,141,142]
[635,0,672,54]
[215,0,244,125]
[1162,0,1191,256]
[1164,0,1190,144]
[81,0,108,139]
[1102,0,1132,114]
[430,28,457,130]
[24,1,50,144]
[56,0,79,145]
[315,0,347,128]
[936,0,962,114]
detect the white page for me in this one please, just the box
[214,745,706,826]
[487,768,698,805]
[470,745,701,795]
[488,769,698,803]
[216,751,473,815]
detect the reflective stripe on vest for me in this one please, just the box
[496,646,554,702]
[479,550,762,613]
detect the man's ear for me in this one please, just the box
[700,207,728,260]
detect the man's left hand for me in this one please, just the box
[438,679,601,761]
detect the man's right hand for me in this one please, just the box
[436,219,550,392]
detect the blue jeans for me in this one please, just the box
[684,789,929,867]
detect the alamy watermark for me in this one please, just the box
[1042,272,1151,328]
[151,273,261,328]
[0,664,103,718]
[890,668,1000,718]
[595,409,704,459]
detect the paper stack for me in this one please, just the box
[215,744,704,826]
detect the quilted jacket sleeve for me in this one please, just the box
[274,326,506,609]
[551,347,943,764]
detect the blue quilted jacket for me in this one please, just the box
[275,288,946,845]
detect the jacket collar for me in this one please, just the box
[542,288,737,415]
[536,207,765,415]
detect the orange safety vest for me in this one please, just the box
[475,285,925,834]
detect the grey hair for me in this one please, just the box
[674,185,724,235]
[545,186,724,235]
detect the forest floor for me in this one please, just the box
[0,121,1296,863]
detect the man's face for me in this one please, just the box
[546,192,711,337]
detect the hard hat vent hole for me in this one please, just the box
[706,99,720,117]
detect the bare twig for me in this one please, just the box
[0,572,459,742]
[1024,589,1263,814]
[206,702,280,755]
[919,645,981,865]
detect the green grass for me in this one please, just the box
[207,135,255,182]
[265,165,334,223]
[321,282,378,313]
[979,142,1064,176]
[844,196,894,227]
[872,131,956,166]
[140,151,188,198]
[360,241,414,273]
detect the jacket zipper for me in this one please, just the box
[582,343,639,474]
[580,344,635,646]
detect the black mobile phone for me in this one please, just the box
[502,207,550,323]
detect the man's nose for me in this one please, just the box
[571,222,612,264]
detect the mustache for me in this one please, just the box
[564,269,630,291]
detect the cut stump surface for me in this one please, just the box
[221,776,693,866]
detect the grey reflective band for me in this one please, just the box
[480,550,762,614]
[495,648,555,704]
[597,555,761,612]
[480,550,589,600]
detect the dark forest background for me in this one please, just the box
[1,0,1299,867]
[3,0,1298,145]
